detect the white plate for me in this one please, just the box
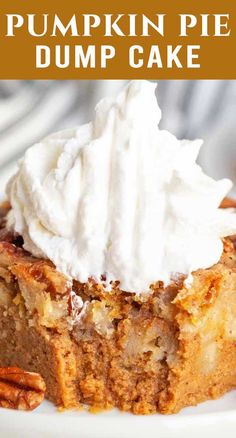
[1,391,236,438]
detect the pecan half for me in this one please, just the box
[0,367,46,410]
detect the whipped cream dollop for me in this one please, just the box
[6,81,236,294]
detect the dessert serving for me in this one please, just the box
[0,80,236,414]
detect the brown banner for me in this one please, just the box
[0,0,235,79]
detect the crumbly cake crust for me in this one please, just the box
[0,205,236,414]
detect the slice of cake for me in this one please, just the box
[0,81,236,414]
[0,217,236,413]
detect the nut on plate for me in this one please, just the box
[0,367,46,410]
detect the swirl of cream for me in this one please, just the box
[7,81,236,293]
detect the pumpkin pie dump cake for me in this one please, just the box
[0,81,236,414]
